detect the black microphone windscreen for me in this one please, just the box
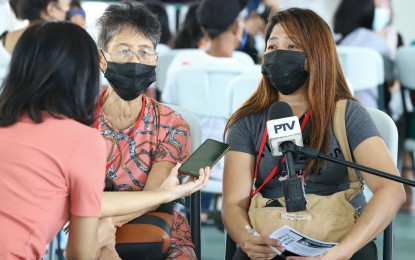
[268,102,294,120]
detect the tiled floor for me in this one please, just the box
[201,211,415,260]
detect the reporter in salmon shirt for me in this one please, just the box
[0,21,210,260]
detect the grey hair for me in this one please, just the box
[96,0,161,50]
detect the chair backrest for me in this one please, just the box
[396,47,415,120]
[156,49,190,94]
[162,103,202,260]
[396,46,415,90]
[174,64,260,118]
[336,46,384,91]
[227,72,262,114]
[363,108,398,199]
[366,108,398,164]
[367,108,398,260]
[233,50,256,65]
[163,103,201,153]
[155,49,255,94]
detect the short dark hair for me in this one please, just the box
[196,0,246,39]
[143,1,171,45]
[97,0,161,50]
[171,3,202,49]
[334,0,375,40]
[9,0,58,20]
[0,22,100,126]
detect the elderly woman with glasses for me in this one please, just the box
[94,1,204,259]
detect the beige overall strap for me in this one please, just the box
[333,100,361,190]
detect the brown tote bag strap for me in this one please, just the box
[333,100,362,191]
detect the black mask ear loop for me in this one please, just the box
[100,49,109,74]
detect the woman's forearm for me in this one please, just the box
[222,202,252,247]
[111,209,150,227]
[332,186,405,258]
[101,190,170,217]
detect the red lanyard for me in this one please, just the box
[250,109,311,197]
[94,90,146,172]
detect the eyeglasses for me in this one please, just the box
[102,49,159,64]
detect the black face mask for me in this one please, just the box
[104,61,156,101]
[261,50,308,95]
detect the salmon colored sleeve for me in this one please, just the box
[66,132,106,217]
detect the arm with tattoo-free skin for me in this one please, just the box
[286,137,405,260]
[107,161,175,227]
[222,151,285,260]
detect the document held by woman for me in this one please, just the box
[269,226,337,257]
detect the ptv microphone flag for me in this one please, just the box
[266,116,303,156]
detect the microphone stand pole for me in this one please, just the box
[287,144,415,187]
[282,143,412,260]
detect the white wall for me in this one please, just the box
[393,0,415,45]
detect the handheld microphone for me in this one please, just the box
[266,103,303,157]
[267,102,307,212]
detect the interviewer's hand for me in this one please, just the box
[242,231,285,260]
[97,217,120,260]
[98,244,121,260]
[98,217,116,248]
[159,163,210,200]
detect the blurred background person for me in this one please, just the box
[371,1,414,214]
[169,2,210,50]
[0,0,27,37]
[334,0,392,110]
[0,0,70,89]
[277,0,342,29]
[66,0,86,28]
[143,0,172,100]
[143,0,172,54]
[373,0,402,57]
[372,0,403,122]
[162,0,252,104]
[243,0,276,57]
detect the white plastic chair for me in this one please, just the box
[163,103,202,153]
[363,108,399,199]
[163,103,203,259]
[173,63,260,228]
[336,46,385,109]
[173,64,259,193]
[155,49,254,95]
[396,47,415,155]
[366,108,398,163]
[367,108,398,260]
[227,73,262,114]
[174,64,260,118]
[156,49,189,95]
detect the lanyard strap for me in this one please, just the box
[94,90,146,172]
[250,109,311,197]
